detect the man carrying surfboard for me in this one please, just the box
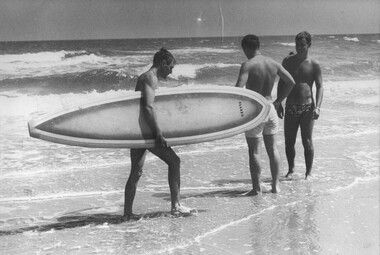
[276,31,324,180]
[124,48,196,217]
[235,34,296,195]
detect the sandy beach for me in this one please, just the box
[1,79,379,255]
[1,140,378,254]
[0,31,379,255]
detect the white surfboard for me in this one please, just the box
[28,86,270,148]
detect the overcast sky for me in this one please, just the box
[0,0,379,41]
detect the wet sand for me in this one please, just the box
[179,179,379,254]
[1,138,378,254]
[0,80,379,254]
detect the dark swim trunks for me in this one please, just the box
[285,103,313,118]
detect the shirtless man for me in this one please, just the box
[124,48,196,217]
[276,31,324,180]
[235,34,295,195]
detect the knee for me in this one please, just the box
[285,139,295,149]
[130,166,143,179]
[169,155,181,169]
[248,147,260,158]
[302,138,313,151]
[267,147,279,159]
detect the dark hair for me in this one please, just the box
[153,47,176,66]
[241,34,260,50]
[295,31,312,45]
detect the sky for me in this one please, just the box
[0,0,379,41]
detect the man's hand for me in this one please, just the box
[275,103,284,119]
[313,107,320,120]
[155,133,168,148]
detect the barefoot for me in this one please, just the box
[171,205,197,216]
[285,170,294,178]
[123,213,142,221]
[305,174,312,180]
[271,185,281,193]
[242,189,262,196]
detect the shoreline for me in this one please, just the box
[0,74,379,254]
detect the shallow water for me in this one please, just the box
[1,80,379,253]
[1,34,379,254]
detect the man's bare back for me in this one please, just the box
[236,54,295,104]
[244,55,278,100]
[235,34,295,195]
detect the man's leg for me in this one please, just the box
[124,148,147,217]
[245,137,262,196]
[284,112,300,177]
[263,134,281,193]
[300,110,315,179]
[149,147,195,214]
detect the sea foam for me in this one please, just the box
[0,51,149,80]
[343,37,359,42]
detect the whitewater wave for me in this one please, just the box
[343,37,359,42]
[0,61,240,95]
[171,47,238,55]
[171,63,240,79]
[0,47,237,77]
[0,50,149,80]
[274,42,295,47]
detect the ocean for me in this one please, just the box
[0,34,379,254]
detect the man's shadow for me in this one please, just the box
[154,175,297,201]
[1,177,293,236]
[0,208,201,236]
[153,177,283,200]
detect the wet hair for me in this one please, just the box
[153,47,176,66]
[295,31,312,45]
[241,34,260,51]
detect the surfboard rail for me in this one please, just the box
[28,86,271,148]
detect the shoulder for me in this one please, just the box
[139,71,156,82]
[282,54,296,65]
[264,56,281,68]
[309,58,321,71]
[310,58,320,66]
[240,60,252,71]
[139,71,158,87]
[283,54,295,62]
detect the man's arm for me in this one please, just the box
[313,61,323,120]
[235,62,249,88]
[276,59,288,118]
[141,75,167,147]
[273,63,295,107]
[276,79,286,119]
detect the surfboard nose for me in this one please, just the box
[28,120,38,138]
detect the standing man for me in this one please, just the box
[276,31,324,180]
[235,35,295,196]
[124,48,196,217]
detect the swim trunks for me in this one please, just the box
[285,103,313,118]
[245,104,278,138]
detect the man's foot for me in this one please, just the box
[123,213,142,221]
[305,173,312,180]
[171,205,197,216]
[242,189,262,196]
[285,170,294,178]
[271,185,281,193]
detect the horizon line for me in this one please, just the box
[0,32,378,44]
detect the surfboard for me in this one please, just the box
[28,86,271,148]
